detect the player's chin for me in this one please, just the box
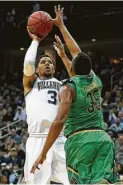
[44,71,53,77]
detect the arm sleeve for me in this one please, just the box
[23,40,39,76]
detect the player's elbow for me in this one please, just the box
[23,64,35,76]
[71,49,81,58]
[54,115,67,127]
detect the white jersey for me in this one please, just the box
[25,77,62,134]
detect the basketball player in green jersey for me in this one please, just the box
[31,5,120,184]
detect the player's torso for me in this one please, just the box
[65,72,104,137]
[25,77,62,133]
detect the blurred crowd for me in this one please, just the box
[0,1,40,30]
[0,61,123,184]
[0,73,27,184]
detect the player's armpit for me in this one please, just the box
[23,74,36,95]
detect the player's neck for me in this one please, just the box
[38,75,53,80]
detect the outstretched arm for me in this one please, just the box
[30,85,74,173]
[54,35,75,77]
[53,5,81,58]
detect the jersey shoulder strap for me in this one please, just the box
[61,79,75,86]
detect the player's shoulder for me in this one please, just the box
[91,70,102,87]
[61,78,73,85]
[61,79,76,92]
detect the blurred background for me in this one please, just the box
[1,1,123,184]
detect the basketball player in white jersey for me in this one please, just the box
[23,7,71,184]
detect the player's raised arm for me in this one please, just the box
[23,28,42,96]
[54,35,75,77]
[53,5,81,58]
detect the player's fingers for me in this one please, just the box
[54,46,59,53]
[54,42,61,49]
[30,165,35,174]
[55,35,61,44]
[31,164,40,174]
[51,18,56,23]
[54,6,57,13]
[55,35,63,45]
[61,7,64,14]
[37,165,40,170]
[55,35,61,45]
[53,43,59,51]
[58,4,61,11]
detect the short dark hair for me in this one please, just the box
[72,52,92,75]
[35,54,55,68]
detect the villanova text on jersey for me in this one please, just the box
[37,81,62,91]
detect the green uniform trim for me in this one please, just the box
[67,166,79,175]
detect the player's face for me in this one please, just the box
[36,57,55,77]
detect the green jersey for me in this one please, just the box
[64,70,105,137]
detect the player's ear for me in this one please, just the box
[53,66,55,74]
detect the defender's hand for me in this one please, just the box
[54,35,66,58]
[52,5,64,28]
[30,154,46,174]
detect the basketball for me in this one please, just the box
[27,11,53,38]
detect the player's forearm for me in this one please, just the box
[41,121,64,156]
[61,55,75,77]
[23,39,39,76]
[59,25,81,58]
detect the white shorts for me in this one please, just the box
[24,134,69,184]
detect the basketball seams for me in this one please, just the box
[28,21,44,26]
[43,14,52,35]
[30,15,41,21]
[45,19,53,31]
[28,11,53,36]
[39,11,42,20]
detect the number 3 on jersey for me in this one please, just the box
[48,90,57,105]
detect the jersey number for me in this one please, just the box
[48,90,57,105]
[87,88,101,113]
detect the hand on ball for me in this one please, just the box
[27,27,45,42]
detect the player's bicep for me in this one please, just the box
[55,86,74,124]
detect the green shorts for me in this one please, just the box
[65,130,120,184]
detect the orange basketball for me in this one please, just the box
[27,11,53,39]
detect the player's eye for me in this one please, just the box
[40,60,45,64]
[48,60,53,64]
